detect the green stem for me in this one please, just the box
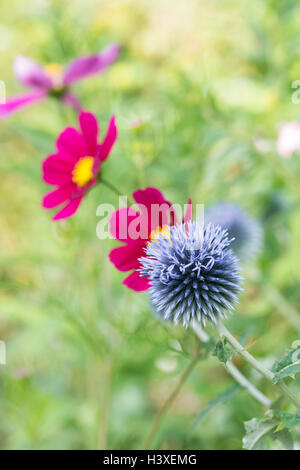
[98,359,112,450]
[100,177,123,198]
[216,320,300,409]
[142,351,200,449]
[192,322,271,407]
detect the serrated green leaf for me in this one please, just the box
[213,339,233,364]
[242,416,279,450]
[272,341,300,383]
[270,428,294,450]
[243,409,298,450]
[273,410,300,429]
[273,362,300,383]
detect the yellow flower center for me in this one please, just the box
[72,157,94,187]
[44,63,63,78]
[149,225,171,243]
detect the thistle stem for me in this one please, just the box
[215,320,300,409]
[225,361,271,407]
[192,322,271,407]
[142,350,200,449]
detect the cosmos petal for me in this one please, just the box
[0,90,46,119]
[42,169,72,186]
[42,154,74,173]
[62,44,120,85]
[109,207,140,243]
[61,92,82,112]
[13,55,53,88]
[183,198,193,223]
[56,127,88,159]
[99,116,117,162]
[79,111,98,156]
[52,196,83,221]
[133,187,174,233]
[109,243,145,272]
[42,185,75,209]
[123,270,150,292]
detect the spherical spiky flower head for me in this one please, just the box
[205,202,263,263]
[139,221,242,328]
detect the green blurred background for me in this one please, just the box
[1,0,300,450]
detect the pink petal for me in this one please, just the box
[61,92,82,112]
[56,127,88,159]
[99,116,117,162]
[109,243,145,272]
[43,154,74,172]
[123,270,150,292]
[13,55,53,88]
[62,44,120,85]
[42,168,72,186]
[49,150,79,165]
[183,198,193,223]
[0,90,46,119]
[53,196,83,221]
[133,187,174,233]
[133,187,171,210]
[79,111,98,156]
[42,154,74,186]
[43,185,75,209]
[109,207,140,243]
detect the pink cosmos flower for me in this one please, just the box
[109,187,192,292]
[0,44,119,119]
[276,121,300,158]
[42,111,117,221]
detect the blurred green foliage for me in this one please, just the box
[0,0,300,450]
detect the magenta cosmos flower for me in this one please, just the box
[0,44,119,118]
[42,111,117,221]
[109,187,192,292]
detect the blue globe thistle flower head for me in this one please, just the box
[139,221,242,328]
[205,202,263,263]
